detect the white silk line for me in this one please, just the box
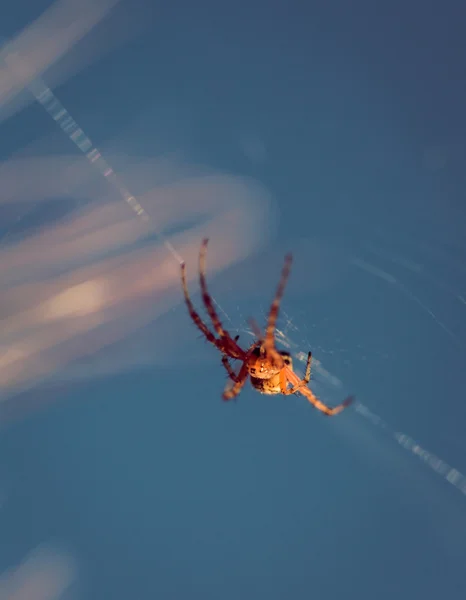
[4,50,184,265]
[355,401,466,498]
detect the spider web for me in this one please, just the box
[284,257,466,500]
[211,233,466,501]
[1,39,465,506]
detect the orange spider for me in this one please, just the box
[180,239,353,416]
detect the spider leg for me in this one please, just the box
[221,356,239,382]
[248,317,263,341]
[284,365,353,415]
[302,351,312,383]
[263,253,293,366]
[181,262,221,348]
[222,361,250,400]
[279,352,312,394]
[222,341,261,399]
[199,238,244,358]
[199,239,225,337]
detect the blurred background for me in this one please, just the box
[1,1,465,598]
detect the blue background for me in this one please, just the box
[1,1,466,598]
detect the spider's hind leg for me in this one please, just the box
[281,352,312,395]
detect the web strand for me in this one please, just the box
[4,51,184,264]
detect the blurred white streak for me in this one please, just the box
[0,544,76,600]
[0,0,122,123]
[0,154,271,402]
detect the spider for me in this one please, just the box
[180,239,353,416]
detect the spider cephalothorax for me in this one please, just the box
[247,348,294,394]
[180,239,353,416]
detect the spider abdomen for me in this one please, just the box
[250,375,282,395]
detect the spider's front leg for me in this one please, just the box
[263,253,293,368]
[181,257,245,360]
[198,239,245,359]
[180,262,221,349]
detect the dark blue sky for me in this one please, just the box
[1,1,466,598]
